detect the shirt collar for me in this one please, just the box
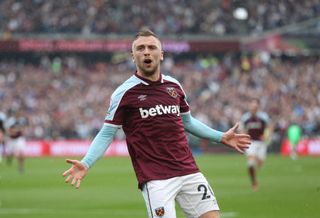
[134,71,164,85]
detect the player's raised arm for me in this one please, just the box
[62,124,118,189]
[182,112,251,153]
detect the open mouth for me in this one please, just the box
[144,59,152,64]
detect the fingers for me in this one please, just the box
[71,177,77,186]
[75,179,82,189]
[65,174,82,189]
[62,168,72,177]
[63,159,83,189]
[236,134,251,145]
[237,143,250,153]
[234,137,251,153]
[237,142,250,153]
[237,139,250,149]
[238,139,251,146]
[71,176,82,189]
[235,133,251,139]
[231,122,239,131]
[66,159,77,164]
[234,145,245,154]
[65,174,73,183]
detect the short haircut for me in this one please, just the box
[132,28,162,51]
[134,28,158,40]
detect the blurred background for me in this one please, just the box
[0,1,320,218]
[1,0,320,153]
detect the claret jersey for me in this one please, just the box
[241,111,269,141]
[105,73,199,188]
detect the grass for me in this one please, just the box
[0,154,319,218]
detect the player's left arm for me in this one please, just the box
[262,120,273,144]
[182,112,251,153]
[259,112,273,143]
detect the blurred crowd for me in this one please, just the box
[0,53,319,147]
[1,0,320,36]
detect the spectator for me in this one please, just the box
[1,0,320,36]
[1,53,319,147]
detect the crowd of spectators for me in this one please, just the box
[1,0,320,37]
[1,53,319,148]
[1,1,320,150]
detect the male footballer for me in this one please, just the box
[63,29,251,218]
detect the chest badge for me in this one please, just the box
[167,87,178,98]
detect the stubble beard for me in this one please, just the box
[138,63,159,78]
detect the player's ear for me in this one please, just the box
[131,52,135,63]
[160,50,164,61]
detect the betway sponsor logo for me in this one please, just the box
[139,105,180,118]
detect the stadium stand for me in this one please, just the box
[0,0,320,152]
[0,0,320,36]
[0,54,319,144]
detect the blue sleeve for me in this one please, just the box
[81,124,118,169]
[182,112,223,143]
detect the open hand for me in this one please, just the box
[221,123,251,153]
[62,159,88,189]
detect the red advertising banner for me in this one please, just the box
[24,140,129,157]
[242,34,300,53]
[190,40,240,52]
[18,39,191,53]
[23,138,320,157]
[281,138,320,156]
[0,40,19,51]
[0,38,241,53]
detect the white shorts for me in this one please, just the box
[141,172,219,218]
[6,137,26,156]
[245,140,267,161]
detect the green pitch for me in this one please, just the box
[1,155,319,218]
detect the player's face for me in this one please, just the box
[250,101,258,115]
[132,36,164,78]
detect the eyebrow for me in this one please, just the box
[132,37,162,51]
[135,43,158,49]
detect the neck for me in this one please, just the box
[136,70,160,82]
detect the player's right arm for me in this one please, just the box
[62,80,132,189]
[62,124,118,189]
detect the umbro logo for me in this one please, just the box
[138,95,147,101]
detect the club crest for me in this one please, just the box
[167,87,178,98]
[155,207,165,217]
